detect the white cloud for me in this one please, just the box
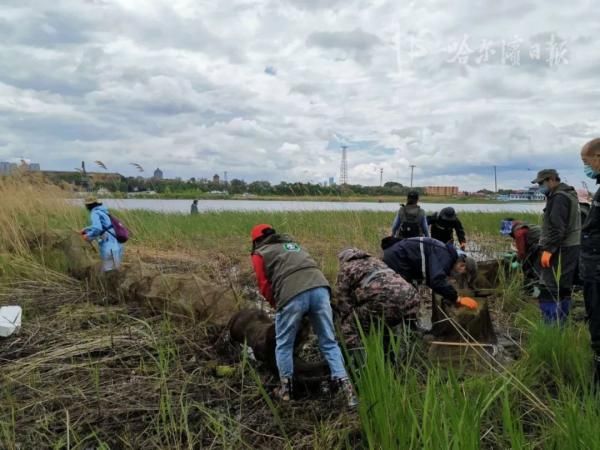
[0,0,596,190]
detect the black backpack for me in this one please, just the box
[399,205,423,238]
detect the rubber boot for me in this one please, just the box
[274,377,292,401]
[338,378,359,409]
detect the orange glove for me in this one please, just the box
[540,251,553,269]
[457,297,478,310]
[460,242,467,251]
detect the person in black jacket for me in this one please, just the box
[427,207,467,249]
[382,237,477,310]
[580,139,600,385]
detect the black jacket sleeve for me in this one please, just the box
[427,259,458,302]
[540,194,570,253]
[454,219,466,243]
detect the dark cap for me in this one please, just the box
[531,169,559,184]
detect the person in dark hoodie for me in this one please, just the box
[381,237,478,310]
[250,224,357,407]
[427,207,467,249]
[190,199,199,215]
[531,169,581,324]
[391,191,430,239]
[580,139,600,385]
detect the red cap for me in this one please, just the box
[251,224,273,241]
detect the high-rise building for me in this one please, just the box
[153,168,164,180]
[329,177,335,186]
[213,174,220,184]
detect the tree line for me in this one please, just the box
[53,173,426,197]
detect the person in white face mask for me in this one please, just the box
[580,139,600,386]
[531,169,581,324]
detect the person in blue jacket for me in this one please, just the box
[391,191,430,239]
[81,196,124,272]
[382,237,477,310]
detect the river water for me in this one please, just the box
[87,199,545,214]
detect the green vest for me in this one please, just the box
[541,185,581,249]
[254,234,330,310]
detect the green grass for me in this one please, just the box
[116,210,541,245]
[5,179,597,449]
[354,320,599,450]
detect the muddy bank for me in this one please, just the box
[48,231,246,326]
[53,230,506,367]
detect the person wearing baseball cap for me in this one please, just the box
[531,169,581,324]
[250,224,357,407]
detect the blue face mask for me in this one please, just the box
[539,184,550,196]
[584,164,599,179]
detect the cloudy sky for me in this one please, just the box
[0,0,597,190]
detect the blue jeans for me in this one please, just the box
[539,299,571,325]
[275,287,348,380]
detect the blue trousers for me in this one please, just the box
[539,299,571,325]
[275,287,348,380]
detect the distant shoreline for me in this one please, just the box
[75,193,543,205]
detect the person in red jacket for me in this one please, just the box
[250,224,357,407]
[510,220,542,292]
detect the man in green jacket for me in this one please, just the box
[250,224,357,407]
[531,169,581,323]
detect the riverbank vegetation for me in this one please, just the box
[32,170,519,203]
[0,177,596,449]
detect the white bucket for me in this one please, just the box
[0,306,22,337]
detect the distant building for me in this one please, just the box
[329,177,335,186]
[28,163,41,172]
[497,188,545,202]
[424,186,459,196]
[153,168,164,180]
[213,174,220,185]
[0,162,17,175]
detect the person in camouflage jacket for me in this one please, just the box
[335,248,421,348]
